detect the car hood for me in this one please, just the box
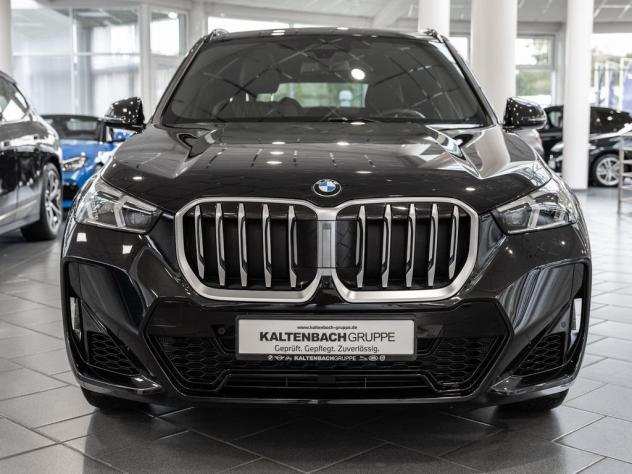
[103,122,549,214]
[60,139,100,160]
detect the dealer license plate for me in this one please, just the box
[237,319,415,361]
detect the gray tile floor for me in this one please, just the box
[0,188,631,473]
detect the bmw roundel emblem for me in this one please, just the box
[313,179,341,197]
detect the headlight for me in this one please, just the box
[63,155,87,172]
[75,176,160,233]
[493,178,579,234]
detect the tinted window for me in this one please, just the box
[613,112,632,130]
[547,109,562,129]
[590,109,631,133]
[0,79,29,123]
[44,116,100,140]
[163,35,487,125]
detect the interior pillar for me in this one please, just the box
[562,0,594,190]
[417,0,450,35]
[189,1,208,48]
[470,0,517,117]
[0,0,11,74]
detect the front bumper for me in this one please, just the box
[60,213,591,406]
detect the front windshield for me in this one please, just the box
[162,34,488,126]
[45,116,100,140]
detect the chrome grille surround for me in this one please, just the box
[174,197,479,303]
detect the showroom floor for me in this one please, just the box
[0,188,631,473]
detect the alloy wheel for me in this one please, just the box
[44,168,62,233]
[595,156,620,187]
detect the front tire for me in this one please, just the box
[500,389,568,412]
[81,388,143,411]
[21,163,63,241]
[591,154,620,187]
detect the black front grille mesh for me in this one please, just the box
[152,334,500,396]
[87,331,139,376]
[514,332,566,376]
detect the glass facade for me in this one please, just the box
[11,5,186,117]
[515,36,555,107]
[150,11,187,107]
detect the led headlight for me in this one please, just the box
[75,176,160,233]
[63,155,87,172]
[493,178,579,234]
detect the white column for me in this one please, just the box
[417,0,450,36]
[0,0,11,75]
[139,4,152,111]
[470,0,517,116]
[188,1,207,48]
[562,0,594,190]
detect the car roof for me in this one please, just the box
[204,27,439,43]
[545,105,629,115]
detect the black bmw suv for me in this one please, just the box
[61,29,591,411]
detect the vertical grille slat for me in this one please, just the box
[448,205,459,280]
[262,204,272,288]
[405,203,416,288]
[333,200,472,293]
[194,205,205,280]
[237,203,248,287]
[380,204,392,288]
[215,203,226,286]
[427,203,439,287]
[178,198,475,301]
[356,205,366,289]
[288,205,298,288]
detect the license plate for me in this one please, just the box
[236,318,415,361]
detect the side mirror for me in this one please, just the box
[503,97,547,130]
[104,97,145,133]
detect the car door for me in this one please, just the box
[10,88,46,223]
[0,78,19,229]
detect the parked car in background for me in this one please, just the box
[0,71,63,240]
[540,106,632,157]
[540,106,632,186]
[548,128,632,187]
[43,114,131,209]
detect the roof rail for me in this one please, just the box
[423,29,441,39]
[208,28,228,40]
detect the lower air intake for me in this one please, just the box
[152,334,501,397]
[87,331,139,376]
[514,332,566,376]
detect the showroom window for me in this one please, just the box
[150,10,188,107]
[591,33,632,111]
[11,5,140,116]
[515,36,555,107]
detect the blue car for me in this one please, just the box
[43,114,131,209]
